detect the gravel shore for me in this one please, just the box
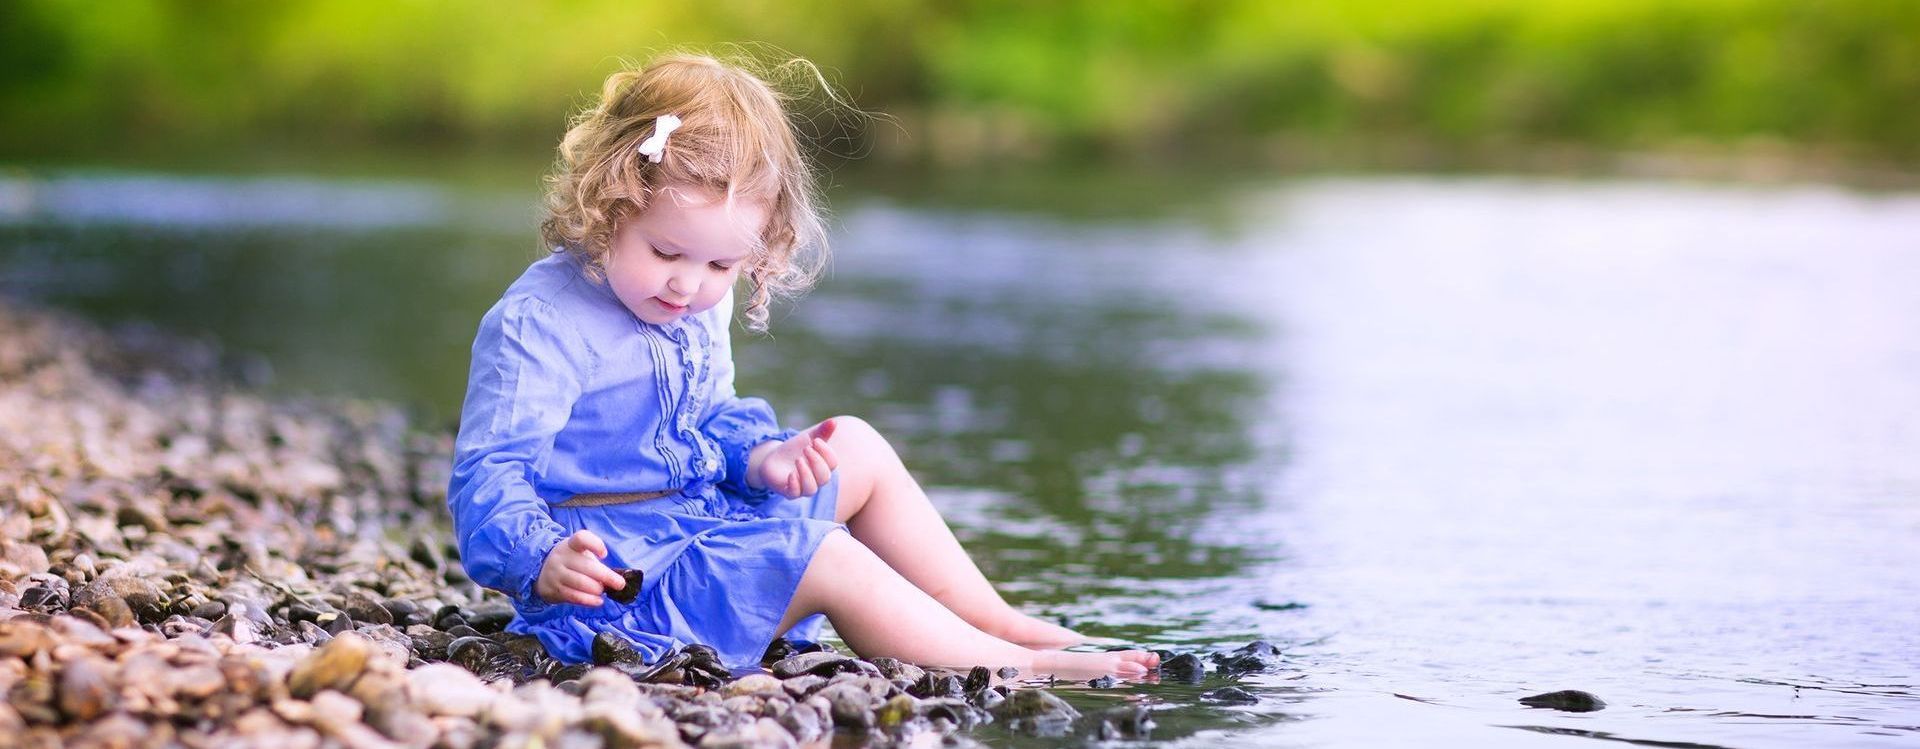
[0,300,1281,748]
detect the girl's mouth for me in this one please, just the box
[654,298,688,314]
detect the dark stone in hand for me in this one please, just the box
[607,568,643,604]
[1519,690,1606,712]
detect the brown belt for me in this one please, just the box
[553,489,678,508]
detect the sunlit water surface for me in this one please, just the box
[2,168,1916,747]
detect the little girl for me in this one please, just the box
[447,53,1158,678]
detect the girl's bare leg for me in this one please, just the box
[825,417,1085,648]
[781,531,1157,677]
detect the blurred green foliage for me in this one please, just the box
[3,0,1916,163]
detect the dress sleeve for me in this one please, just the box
[447,297,593,610]
[699,291,796,499]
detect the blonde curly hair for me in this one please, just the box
[539,52,833,333]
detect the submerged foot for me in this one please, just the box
[1032,648,1161,680]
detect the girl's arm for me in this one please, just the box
[699,290,797,498]
[447,297,593,609]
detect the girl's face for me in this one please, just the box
[605,185,768,326]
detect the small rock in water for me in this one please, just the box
[1519,689,1606,712]
[995,689,1080,736]
[908,672,966,699]
[1086,675,1118,689]
[1200,686,1259,704]
[874,693,917,728]
[966,686,1005,711]
[1096,705,1156,741]
[995,666,1020,680]
[1159,653,1206,682]
[1212,640,1283,674]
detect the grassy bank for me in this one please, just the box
[2,0,1916,166]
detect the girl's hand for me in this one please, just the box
[753,419,840,498]
[534,530,626,606]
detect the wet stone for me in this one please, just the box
[771,652,862,679]
[775,701,828,744]
[338,589,394,626]
[869,657,924,683]
[1519,689,1606,712]
[874,693,917,728]
[995,689,1080,736]
[816,683,874,731]
[966,687,1005,711]
[408,537,444,571]
[190,600,228,620]
[1086,675,1119,689]
[1099,705,1155,740]
[321,613,355,636]
[918,697,981,729]
[1200,686,1259,704]
[606,568,643,604]
[381,597,424,626]
[725,674,783,697]
[782,674,827,698]
[1212,640,1283,674]
[465,602,515,634]
[909,672,966,700]
[1160,653,1207,682]
[963,665,992,693]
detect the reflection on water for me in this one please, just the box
[3,169,1917,747]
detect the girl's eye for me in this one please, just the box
[651,247,678,261]
[709,262,733,272]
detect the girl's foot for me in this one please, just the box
[1032,648,1161,680]
[990,611,1087,649]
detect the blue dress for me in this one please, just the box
[447,249,841,670]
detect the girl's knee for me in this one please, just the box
[828,415,902,466]
[828,415,882,447]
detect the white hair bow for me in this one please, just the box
[636,114,683,163]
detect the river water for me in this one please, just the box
[2,166,1916,747]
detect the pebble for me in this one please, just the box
[1519,689,1607,712]
[1200,686,1260,704]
